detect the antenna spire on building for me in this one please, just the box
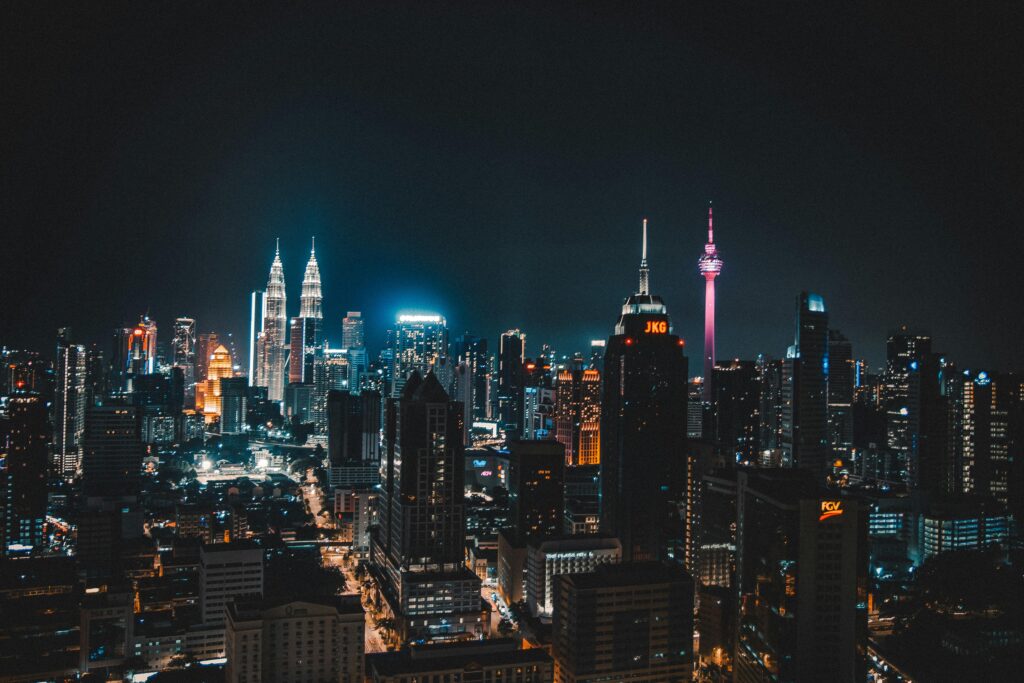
[638,218,650,296]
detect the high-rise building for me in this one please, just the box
[389,314,448,397]
[554,361,601,466]
[958,371,1010,505]
[312,347,351,432]
[172,317,197,404]
[1,395,49,550]
[600,220,689,562]
[110,317,157,394]
[220,377,248,434]
[342,311,365,350]
[451,334,491,421]
[327,390,381,466]
[259,241,288,402]
[200,542,265,626]
[828,330,855,459]
[497,330,526,433]
[54,328,86,477]
[248,289,266,384]
[508,439,565,541]
[552,562,694,683]
[196,332,220,384]
[712,359,760,462]
[81,405,143,499]
[370,372,486,643]
[198,345,233,422]
[226,596,364,683]
[289,241,324,386]
[734,469,866,683]
[781,292,830,473]
[698,207,723,403]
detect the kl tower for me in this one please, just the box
[698,204,723,403]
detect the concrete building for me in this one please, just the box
[525,536,621,621]
[225,596,364,683]
[366,639,553,683]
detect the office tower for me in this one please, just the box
[109,317,157,394]
[289,241,325,385]
[389,314,448,397]
[526,536,621,621]
[698,207,723,402]
[260,241,288,402]
[220,377,248,434]
[497,330,526,432]
[81,405,143,499]
[781,292,830,473]
[342,311,365,350]
[172,317,197,404]
[757,356,785,461]
[1,396,48,550]
[312,347,351,432]
[523,385,555,438]
[589,339,605,370]
[370,372,485,643]
[827,330,855,460]
[248,289,265,384]
[712,360,761,461]
[909,495,1011,564]
[196,332,220,384]
[552,562,694,683]
[84,343,105,407]
[226,596,364,683]
[366,640,553,683]
[508,440,565,541]
[554,361,601,466]
[734,469,866,683]
[54,328,86,477]
[600,220,689,562]
[687,378,705,440]
[453,362,475,444]
[959,371,1010,504]
[199,542,264,625]
[327,390,381,466]
[79,589,135,675]
[451,334,491,421]
[198,344,233,422]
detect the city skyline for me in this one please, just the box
[4,4,1022,371]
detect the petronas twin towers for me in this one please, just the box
[254,239,322,402]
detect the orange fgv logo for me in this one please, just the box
[819,500,843,522]
[644,320,668,334]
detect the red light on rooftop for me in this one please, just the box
[133,329,144,336]
[677,339,685,347]
[624,337,634,346]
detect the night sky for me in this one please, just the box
[4,3,1022,371]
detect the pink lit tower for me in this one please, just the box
[697,203,723,402]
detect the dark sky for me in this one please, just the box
[4,2,1023,371]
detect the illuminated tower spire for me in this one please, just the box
[638,218,650,295]
[299,237,323,319]
[698,203,723,402]
[262,239,288,402]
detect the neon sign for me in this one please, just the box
[819,500,843,522]
[643,320,667,334]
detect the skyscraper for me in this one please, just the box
[289,240,324,385]
[196,332,220,384]
[248,289,265,384]
[554,360,601,466]
[698,206,723,403]
[712,359,761,461]
[781,292,830,473]
[110,317,157,394]
[828,329,855,459]
[734,469,866,682]
[342,311,365,350]
[497,329,526,433]
[172,317,197,404]
[600,219,689,562]
[81,405,143,499]
[451,334,491,421]
[370,372,486,643]
[261,240,288,402]
[508,439,565,541]
[54,328,86,477]
[198,345,233,422]
[1,395,49,550]
[389,313,448,397]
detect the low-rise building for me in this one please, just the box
[366,638,553,683]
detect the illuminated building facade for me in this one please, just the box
[369,372,485,643]
[734,469,866,683]
[389,313,447,397]
[110,317,157,393]
[289,241,323,385]
[508,439,565,541]
[1,395,49,551]
[198,344,233,422]
[600,219,689,562]
[958,370,1010,504]
[54,328,86,477]
[258,241,288,402]
[781,292,829,473]
[451,334,491,421]
[711,359,760,462]
[172,317,197,404]
[827,329,854,459]
[698,206,723,403]
[342,311,365,350]
[497,330,526,433]
[554,361,601,466]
